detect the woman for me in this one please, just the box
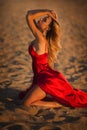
[19,9,87,108]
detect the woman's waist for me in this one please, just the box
[34,63,62,76]
[33,63,50,73]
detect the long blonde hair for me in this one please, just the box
[46,20,61,68]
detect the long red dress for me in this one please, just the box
[19,44,87,108]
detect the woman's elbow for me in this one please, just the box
[27,10,33,17]
[26,12,33,21]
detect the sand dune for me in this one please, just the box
[0,0,87,130]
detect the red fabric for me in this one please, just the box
[19,44,87,108]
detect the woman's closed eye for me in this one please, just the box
[43,17,47,22]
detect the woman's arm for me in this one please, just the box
[26,9,51,40]
[27,9,51,19]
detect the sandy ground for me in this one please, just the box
[0,0,87,130]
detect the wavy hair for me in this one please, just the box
[46,20,61,68]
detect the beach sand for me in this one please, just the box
[0,0,87,130]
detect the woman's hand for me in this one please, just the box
[48,10,58,24]
[50,10,58,20]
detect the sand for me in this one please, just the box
[0,0,87,130]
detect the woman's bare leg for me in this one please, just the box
[22,85,46,107]
[22,85,62,108]
[31,100,62,108]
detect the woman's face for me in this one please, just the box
[38,16,52,32]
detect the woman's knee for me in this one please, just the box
[23,97,33,106]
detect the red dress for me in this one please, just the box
[19,44,87,108]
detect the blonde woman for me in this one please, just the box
[19,9,87,108]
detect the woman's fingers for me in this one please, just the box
[50,10,58,20]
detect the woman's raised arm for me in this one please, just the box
[26,9,51,40]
